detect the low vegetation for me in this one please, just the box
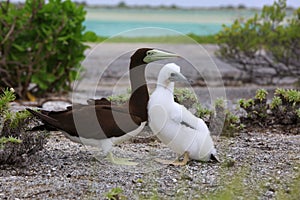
[107,89,131,105]
[106,164,300,199]
[209,98,244,137]
[104,187,126,200]
[2,86,298,166]
[88,34,218,44]
[239,88,300,133]
[107,87,299,136]
[216,0,300,84]
[0,0,94,99]
[0,88,47,165]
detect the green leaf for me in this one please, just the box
[0,0,95,99]
[82,31,98,42]
[12,43,25,52]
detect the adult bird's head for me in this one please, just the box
[129,49,179,122]
[130,48,179,68]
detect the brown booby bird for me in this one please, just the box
[27,48,178,165]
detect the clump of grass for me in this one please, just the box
[0,136,22,149]
[285,89,300,105]
[0,88,16,112]
[108,87,299,135]
[274,88,300,104]
[204,170,247,200]
[0,88,47,165]
[104,187,126,200]
[255,88,268,102]
[3,109,31,129]
[195,103,212,119]
[222,111,245,137]
[210,98,244,136]
[270,96,282,109]
[238,98,254,109]
[107,89,131,104]
[239,88,300,129]
[174,87,198,108]
[297,109,300,118]
[276,166,300,200]
[175,89,244,137]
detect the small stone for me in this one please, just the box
[277,170,281,175]
[265,190,274,197]
[181,174,193,181]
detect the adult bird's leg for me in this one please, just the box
[155,151,190,166]
[104,122,146,166]
[106,152,138,166]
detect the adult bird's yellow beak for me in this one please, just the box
[143,49,179,63]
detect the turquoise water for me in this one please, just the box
[84,20,225,37]
[84,8,256,37]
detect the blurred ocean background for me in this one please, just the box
[83,8,257,37]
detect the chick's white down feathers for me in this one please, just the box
[148,63,216,161]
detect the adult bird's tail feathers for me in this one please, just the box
[27,97,112,127]
[26,108,60,131]
[87,97,111,106]
[27,109,57,124]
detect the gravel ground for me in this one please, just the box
[1,43,299,199]
[0,127,299,199]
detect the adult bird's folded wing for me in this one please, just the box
[27,102,144,139]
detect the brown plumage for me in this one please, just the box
[27,48,178,143]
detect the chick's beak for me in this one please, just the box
[169,72,189,83]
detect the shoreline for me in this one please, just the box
[86,34,218,44]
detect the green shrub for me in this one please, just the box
[255,89,268,102]
[0,88,47,165]
[270,96,282,109]
[107,89,131,105]
[0,88,16,112]
[210,98,244,136]
[239,88,300,128]
[195,103,212,120]
[216,0,300,84]
[0,136,22,150]
[0,0,94,99]
[174,88,198,108]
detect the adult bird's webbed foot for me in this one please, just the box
[106,152,138,166]
[155,151,190,166]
